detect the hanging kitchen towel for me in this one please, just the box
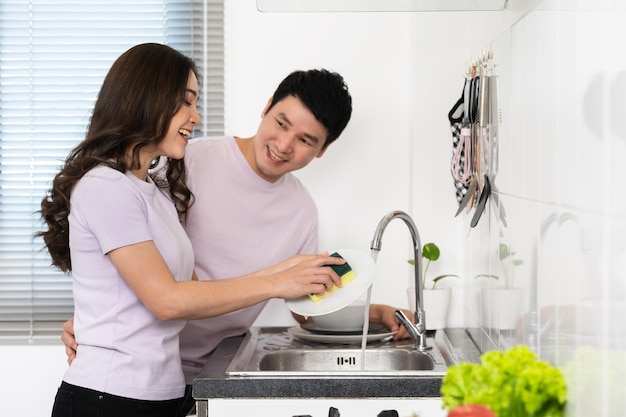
[448,82,470,203]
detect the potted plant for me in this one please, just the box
[408,242,459,330]
[476,243,524,330]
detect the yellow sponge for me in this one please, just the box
[309,252,355,302]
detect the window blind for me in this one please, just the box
[0,0,224,343]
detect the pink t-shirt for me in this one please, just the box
[179,137,318,383]
[64,166,194,400]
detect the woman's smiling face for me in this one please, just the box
[156,70,201,161]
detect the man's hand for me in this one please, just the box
[369,304,414,340]
[61,317,78,365]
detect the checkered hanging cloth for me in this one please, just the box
[448,81,469,203]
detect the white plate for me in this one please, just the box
[287,326,396,345]
[301,322,387,335]
[286,248,375,317]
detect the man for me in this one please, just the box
[62,69,412,416]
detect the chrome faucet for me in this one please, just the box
[370,210,430,351]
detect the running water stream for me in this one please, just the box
[360,250,379,369]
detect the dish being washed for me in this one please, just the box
[288,326,396,344]
[286,248,375,317]
[301,322,387,335]
[311,301,367,331]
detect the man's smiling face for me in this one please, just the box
[250,95,329,183]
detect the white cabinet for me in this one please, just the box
[203,398,446,417]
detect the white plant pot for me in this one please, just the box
[481,288,523,330]
[407,287,451,330]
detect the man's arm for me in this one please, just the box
[61,317,77,365]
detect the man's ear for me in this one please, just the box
[261,97,272,118]
[316,145,328,158]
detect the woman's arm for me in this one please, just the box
[108,241,345,320]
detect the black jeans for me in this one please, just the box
[51,381,183,417]
[174,385,196,417]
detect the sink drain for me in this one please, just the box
[336,356,357,366]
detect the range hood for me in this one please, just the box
[257,0,508,12]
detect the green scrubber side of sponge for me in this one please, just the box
[327,252,353,276]
[308,252,355,303]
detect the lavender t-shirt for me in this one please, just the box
[63,166,194,400]
[179,137,319,383]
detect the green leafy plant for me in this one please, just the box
[441,345,567,417]
[408,242,459,290]
[475,243,523,289]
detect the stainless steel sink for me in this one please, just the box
[258,348,435,372]
[222,327,456,377]
[192,327,482,409]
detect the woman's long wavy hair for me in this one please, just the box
[37,43,198,272]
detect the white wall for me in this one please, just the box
[0,344,68,417]
[7,1,626,416]
[458,2,626,417]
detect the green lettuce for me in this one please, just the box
[441,345,567,417]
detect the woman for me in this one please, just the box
[39,43,343,417]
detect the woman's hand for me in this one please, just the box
[264,253,346,300]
